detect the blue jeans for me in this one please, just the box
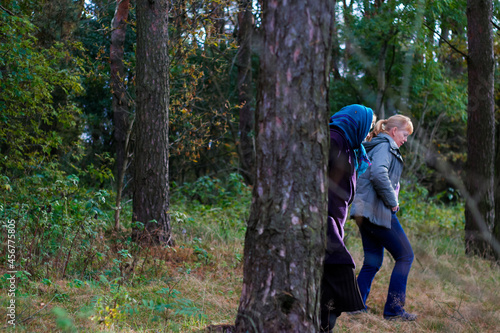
[356,212,414,317]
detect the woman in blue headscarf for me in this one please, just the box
[320,104,374,332]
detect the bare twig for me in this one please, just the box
[0,4,15,16]
[433,296,479,333]
[423,22,468,60]
[62,228,81,278]
[1,295,58,329]
[490,19,500,33]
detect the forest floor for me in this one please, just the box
[1,185,499,332]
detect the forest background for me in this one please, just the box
[0,0,499,332]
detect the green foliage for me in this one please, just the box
[52,307,77,332]
[0,169,112,279]
[89,273,206,330]
[399,179,465,233]
[90,275,131,328]
[0,8,85,177]
[0,171,248,330]
[329,0,469,195]
[191,237,212,264]
[75,1,136,181]
[137,285,207,322]
[170,174,250,249]
[168,1,240,182]
[172,172,249,206]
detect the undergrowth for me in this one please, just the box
[0,173,499,332]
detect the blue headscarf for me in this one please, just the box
[329,104,374,175]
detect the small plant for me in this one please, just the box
[55,292,70,303]
[138,285,207,323]
[90,275,135,329]
[67,279,84,288]
[191,237,212,264]
[42,278,53,286]
[52,307,77,332]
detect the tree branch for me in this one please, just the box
[490,19,500,37]
[0,4,15,16]
[423,22,468,60]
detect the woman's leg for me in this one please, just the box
[356,217,385,307]
[382,213,414,317]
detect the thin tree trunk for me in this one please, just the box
[132,0,172,245]
[237,0,255,185]
[342,0,353,76]
[110,0,130,230]
[465,0,495,257]
[235,0,334,331]
[494,118,500,259]
[375,39,388,119]
[331,0,341,80]
[114,116,134,230]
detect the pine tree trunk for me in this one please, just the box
[110,0,130,230]
[342,0,353,77]
[465,0,495,257]
[375,39,387,119]
[237,0,255,185]
[132,0,172,245]
[494,120,500,259]
[331,0,341,80]
[235,1,334,331]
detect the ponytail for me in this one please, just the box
[366,115,413,142]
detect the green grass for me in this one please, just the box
[1,179,499,332]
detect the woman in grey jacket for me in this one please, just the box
[350,115,416,321]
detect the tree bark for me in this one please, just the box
[110,0,130,230]
[494,119,500,259]
[235,0,334,331]
[342,0,353,76]
[465,0,495,257]
[331,0,341,80]
[375,39,388,119]
[132,0,172,245]
[237,0,255,185]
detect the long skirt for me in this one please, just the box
[321,263,365,315]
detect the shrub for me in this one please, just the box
[0,169,112,280]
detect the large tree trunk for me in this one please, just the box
[465,0,495,257]
[237,0,255,185]
[234,1,334,332]
[132,0,172,245]
[110,0,130,230]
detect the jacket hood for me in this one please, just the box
[363,133,398,153]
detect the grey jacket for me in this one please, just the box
[350,133,404,228]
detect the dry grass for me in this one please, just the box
[333,225,500,333]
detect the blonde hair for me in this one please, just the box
[366,114,413,141]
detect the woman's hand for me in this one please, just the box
[391,206,399,212]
